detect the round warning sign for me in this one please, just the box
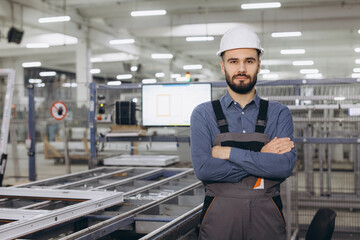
[50,101,67,120]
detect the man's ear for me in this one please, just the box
[257,60,261,73]
[220,60,225,75]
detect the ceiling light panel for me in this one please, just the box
[259,69,270,74]
[151,53,173,59]
[262,73,279,79]
[38,16,71,23]
[155,72,165,77]
[356,59,360,64]
[300,69,319,74]
[109,39,135,45]
[271,32,302,38]
[131,10,166,17]
[352,73,360,78]
[280,49,305,54]
[22,62,41,68]
[241,2,281,9]
[39,71,56,77]
[107,81,122,86]
[305,73,323,79]
[353,68,360,72]
[142,79,157,84]
[90,69,101,74]
[183,64,203,70]
[186,36,214,42]
[116,74,132,80]
[292,61,314,66]
[26,43,50,48]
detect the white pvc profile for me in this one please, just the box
[0,188,124,240]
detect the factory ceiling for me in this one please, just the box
[1,0,360,83]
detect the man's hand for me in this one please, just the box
[261,137,294,154]
[212,146,231,160]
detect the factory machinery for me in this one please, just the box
[0,167,204,239]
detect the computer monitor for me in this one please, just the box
[142,83,212,126]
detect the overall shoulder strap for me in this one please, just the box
[211,100,229,133]
[255,99,268,133]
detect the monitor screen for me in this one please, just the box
[142,83,212,126]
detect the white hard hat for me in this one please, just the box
[217,26,264,57]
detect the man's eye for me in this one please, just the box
[247,60,254,64]
[230,60,237,64]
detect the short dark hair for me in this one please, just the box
[220,49,261,60]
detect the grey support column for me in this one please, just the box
[76,39,92,108]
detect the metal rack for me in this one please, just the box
[0,167,203,239]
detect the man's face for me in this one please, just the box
[220,48,260,94]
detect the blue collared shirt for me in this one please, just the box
[190,91,297,182]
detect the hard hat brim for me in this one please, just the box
[217,47,264,57]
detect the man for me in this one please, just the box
[190,26,297,240]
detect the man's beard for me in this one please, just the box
[225,68,258,94]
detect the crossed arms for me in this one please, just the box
[190,105,297,183]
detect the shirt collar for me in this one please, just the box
[222,90,261,109]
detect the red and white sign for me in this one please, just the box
[50,101,67,120]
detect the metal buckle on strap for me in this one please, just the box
[256,119,266,126]
[217,119,228,127]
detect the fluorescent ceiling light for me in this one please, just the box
[91,53,138,63]
[334,96,346,101]
[259,69,270,74]
[280,49,305,54]
[183,64,203,70]
[132,98,138,103]
[29,79,42,84]
[109,39,135,45]
[22,62,41,68]
[151,53,173,59]
[358,29,360,34]
[107,81,122,86]
[300,69,319,74]
[131,10,166,17]
[171,74,181,78]
[31,33,77,46]
[241,2,281,9]
[292,60,314,66]
[186,36,214,42]
[355,48,360,53]
[36,83,45,88]
[116,74,132,80]
[353,68,360,72]
[352,73,360,78]
[305,73,323,79]
[90,69,101,74]
[39,71,56,77]
[155,72,165,78]
[271,32,302,38]
[26,43,50,48]
[130,66,138,72]
[356,59,360,64]
[142,79,157,84]
[90,57,103,63]
[63,83,78,88]
[38,16,71,23]
[262,73,279,79]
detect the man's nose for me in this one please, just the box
[236,62,246,73]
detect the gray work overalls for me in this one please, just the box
[198,99,286,240]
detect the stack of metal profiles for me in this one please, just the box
[0,167,204,240]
